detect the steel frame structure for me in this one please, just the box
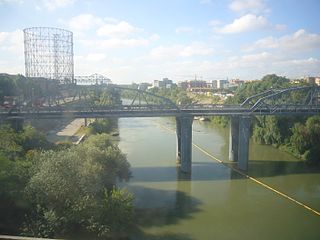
[24,27,74,84]
[74,74,112,85]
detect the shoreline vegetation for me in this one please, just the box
[0,118,135,239]
[0,74,134,238]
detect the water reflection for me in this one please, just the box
[130,163,244,182]
[248,160,320,177]
[175,167,192,218]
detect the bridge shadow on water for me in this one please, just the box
[130,162,243,183]
[246,159,320,178]
[125,171,200,240]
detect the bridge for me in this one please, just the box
[1,84,319,173]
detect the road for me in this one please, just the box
[46,118,85,143]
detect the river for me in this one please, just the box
[117,117,320,240]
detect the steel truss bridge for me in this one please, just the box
[1,85,320,119]
[1,84,320,173]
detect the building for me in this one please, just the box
[178,81,188,90]
[211,80,218,89]
[304,76,316,84]
[138,82,152,91]
[153,78,174,89]
[229,79,244,86]
[178,80,212,94]
[217,79,228,89]
[153,80,164,88]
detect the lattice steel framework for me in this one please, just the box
[24,27,74,84]
[74,74,112,85]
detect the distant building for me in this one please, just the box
[178,81,188,90]
[162,78,173,88]
[290,78,304,84]
[217,79,228,89]
[188,80,207,89]
[153,80,164,88]
[153,78,174,89]
[211,80,218,89]
[138,82,152,91]
[229,79,244,86]
[304,76,316,84]
[315,77,320,86]
[177,80,212,94]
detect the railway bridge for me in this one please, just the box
[1,85,319,173]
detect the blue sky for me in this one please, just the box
[0,0,320,83]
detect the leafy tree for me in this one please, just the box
[87,119,117,135]
[290,115,320,164]
[24,134,133,238]
[232,74,290,104]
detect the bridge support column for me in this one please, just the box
[229,116,239,161]
[84,118,88,127]
[238,116,251,171]
[176,117,181,164]
[179,116,193,173]
[7,117,24,132]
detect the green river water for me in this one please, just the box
[117,117,320,240]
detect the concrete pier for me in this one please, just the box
[176,116,193,173]
[229,116,239,161]
[176,117,181,164]
[6,116,24,132]
[238,116,251,171]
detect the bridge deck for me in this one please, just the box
[1,104,320,119]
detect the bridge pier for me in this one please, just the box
[229,116,239,162]
[176,116,193,173]
[228,115,251,171]
[6,117,24,132]
[176,117,181,164]
[238,116,251,171]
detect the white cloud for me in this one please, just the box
[214,14,269,34]
[175,27,194,34]
[241,51,273,62]
[0,0,23,4]
[244,29,320,52]
[150,42,214,59]
[229,0,267,14]
[38,0,76,11]
[149,34,160,41]
[97,21,142,37]
[68,14,104,32]
[209,20,222,26]
[80,38,149,49]
[0,30,24,74]
[0,30,23,54]
[275,24,287,31]
[86,53,106,62]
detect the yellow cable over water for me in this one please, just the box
[157,122,320,217]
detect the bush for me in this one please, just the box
[24,134,133,238]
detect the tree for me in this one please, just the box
[290,115,320,164]
[24,134,133,238]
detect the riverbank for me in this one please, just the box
[45,118,85,143]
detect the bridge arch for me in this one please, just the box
[240,85,320,113]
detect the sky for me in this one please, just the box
[0,0,320,84]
